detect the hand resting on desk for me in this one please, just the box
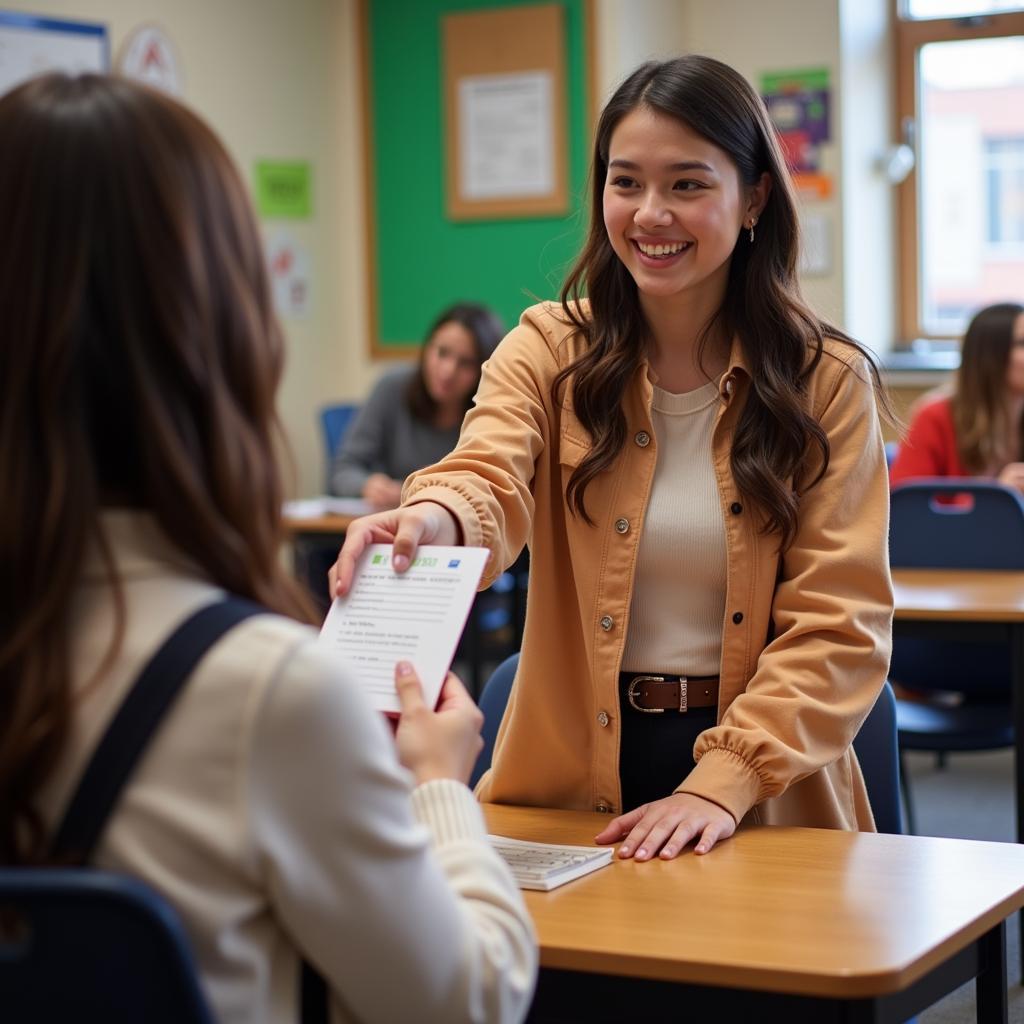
[595,792,736,859]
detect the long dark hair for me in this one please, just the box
[952,302,1024,472]
[0,73,314,864]
[556,55,885,545]
[406,302,504,423]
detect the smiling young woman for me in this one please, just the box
[332,55,895,862]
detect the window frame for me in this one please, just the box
[895,6,1024,342]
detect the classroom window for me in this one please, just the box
[905,0,1024,18]
[895,5,1024,341]
[985,137,1024,246]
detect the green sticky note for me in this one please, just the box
[255,161,312,218]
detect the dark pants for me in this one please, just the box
[618,679,716,812]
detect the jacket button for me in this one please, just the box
[614,517,630,534]
[596,801,612,813]
[597,710,610,727]
[732,611,744,624]
[730,502,743,515]
[722,376,735,397]
[600,614,614,631]
[634,430,651,448]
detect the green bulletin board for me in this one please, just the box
[360,0,594,354]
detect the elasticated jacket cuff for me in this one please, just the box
[674,747,765,824]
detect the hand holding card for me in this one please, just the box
[318,544,489,716]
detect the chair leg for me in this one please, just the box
[935,750,948,771]
[899,750,917,835]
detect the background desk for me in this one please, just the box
[486,803,1024,1022]
[893,567,1024,974]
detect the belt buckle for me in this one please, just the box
[679,677,688,713]
[627,675,665,714]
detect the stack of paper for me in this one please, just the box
[283,496,373,519]
[488,835,613,891]
[319,544,489,716]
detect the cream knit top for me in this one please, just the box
[621,379,727,676]
[37,511,536,1023]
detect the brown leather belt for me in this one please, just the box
[621,673,719,713]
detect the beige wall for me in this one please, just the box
[9,0,902,495]
[594,0,901,356]
[8,0,373,497]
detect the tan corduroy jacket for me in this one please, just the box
[405,302,894,830]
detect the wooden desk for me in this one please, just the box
[280,515,358,616]
[486,803,1023,1022]
[892,569,1024,623]
[282,513,360,535]
[892,567,1024,979]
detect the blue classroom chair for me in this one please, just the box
[889,478,1024,833]
[0,868,214,1023]
[318,402,358,489]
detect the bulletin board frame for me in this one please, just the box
[357,0,596,358]
[443,4,568,220]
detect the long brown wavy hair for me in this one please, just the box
[556,55,886,544]
[0,74,315,865]
[951,302,1024,473]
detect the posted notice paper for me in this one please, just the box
[319,544,489,716]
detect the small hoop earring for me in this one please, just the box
[748,218,757,244]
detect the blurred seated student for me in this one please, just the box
[0,73,535,1023]
[331,303,504,508]
[891,302,1024,494]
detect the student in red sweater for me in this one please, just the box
[891,303,1024,492]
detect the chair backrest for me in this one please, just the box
[0,868,214,1022]
[319,403,358,486]
[470,652,519,789]
[851,681,904,834]
[889,478,1024,570]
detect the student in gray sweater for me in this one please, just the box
[331,303,504,507]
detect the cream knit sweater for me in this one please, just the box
[38,511,536,1023]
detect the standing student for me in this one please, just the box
[331,303,504,509]
[0,73,535,1023]
[333,55,893,860]
[890,302,1024,493]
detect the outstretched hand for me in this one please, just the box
[594,792,736,860]
[327,500,460,599]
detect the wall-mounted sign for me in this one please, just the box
[117,24,182,97]
[265,231,311,319]
[255,161,312,219]
[0,11,108,95]
[761,67,831,175]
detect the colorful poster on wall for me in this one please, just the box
[265,231,311,319]
[761,67,830,177]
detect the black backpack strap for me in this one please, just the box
[49,597,332,1024]
[51,597,263,863]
